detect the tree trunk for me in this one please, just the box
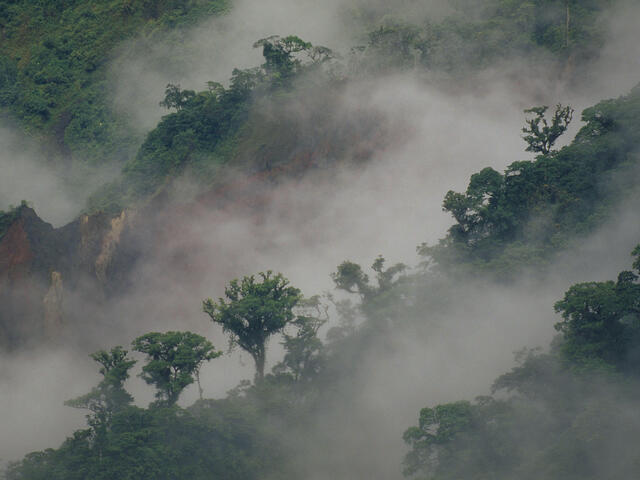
[195,370,203,400]
[565,0,571,48]
[253,350,265,382]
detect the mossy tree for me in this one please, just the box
[203,271,302,381]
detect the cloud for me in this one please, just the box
[3,0,640,474]
[0,123,118,226]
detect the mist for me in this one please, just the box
[0,349,94,464]
[0,125,77,226]
[2,0,640,477]
[0,122,122,227]
[109,0,454,133]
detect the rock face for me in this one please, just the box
[0,206,115,348]
[43,271,64,338]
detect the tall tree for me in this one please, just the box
[132,331,221,406]
[522,104,573,154]
[203,271,302,381]
[65,346,136,433]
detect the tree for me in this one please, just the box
[253,35,312,79]
[522,104,573,154]
[274,295,327,384]
[132,331,221,405]
[565,0,571,48]
[65,346,136,433]
[331,256,407,332]
[252,35,333,86]
[203,271,302,381]
[159,83,196,111]
[332,256,406,301]
[439,166,510,246]
[554,245,640,371]
[331,261,372,298]
[402,401,475,477]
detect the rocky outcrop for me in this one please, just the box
[95,210,131,286]
[0,206,115,348]
[43,271,64,338]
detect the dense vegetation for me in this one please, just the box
[88,0,619,211]
[356,0,611,75]
[423,85,640,277]
[3,277,327,480]
[0,0,229,163]
[88,34,338,211]
[5,397,281,480]
[1,0,620,214]
[7,241,640,479]
[3,0,640,479]
[403,247,640,480]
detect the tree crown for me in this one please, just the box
[132,331,221,405]
[203,271,302,380]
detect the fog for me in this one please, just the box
[0,126,84,226]
[110,0,452,132]
[0,349,95,465]
[2,0,640,476]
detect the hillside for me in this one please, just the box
[0,0,229,163]
[1,1,640,479]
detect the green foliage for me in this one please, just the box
[403,347,640,480]
[424,85,640,277]
[4,3,640,478]
[439,166,509,251]
[203,271,302,381]
[0,0,229,164]
[554,248,640,372]
[331,256,408,331]
[158,83,196,111]
[109,66,257,206]
[5,327,285,480]
[357,0,611,74]
[363,22,422,72]
[132,331,221,405]
[65,347,136,432]
[273,295,328,385]
[0,0,619,214]
[7,244,640,480]
[403,245,640,480]
[0,57,19,106]
[5,401,282,480]
[332,256,407,300]
[331,260,372,297]
[253,34,337,88]
[522,104,574,154]
[87,33,337,211]
[254,35,312,85]
[402,393,530,480]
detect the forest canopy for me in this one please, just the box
[2,1,640,479]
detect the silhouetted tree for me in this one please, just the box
[522,104,573,154]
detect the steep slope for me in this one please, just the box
[0,205,114,348]
[425,84,640,277]
[0,0,229,163]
